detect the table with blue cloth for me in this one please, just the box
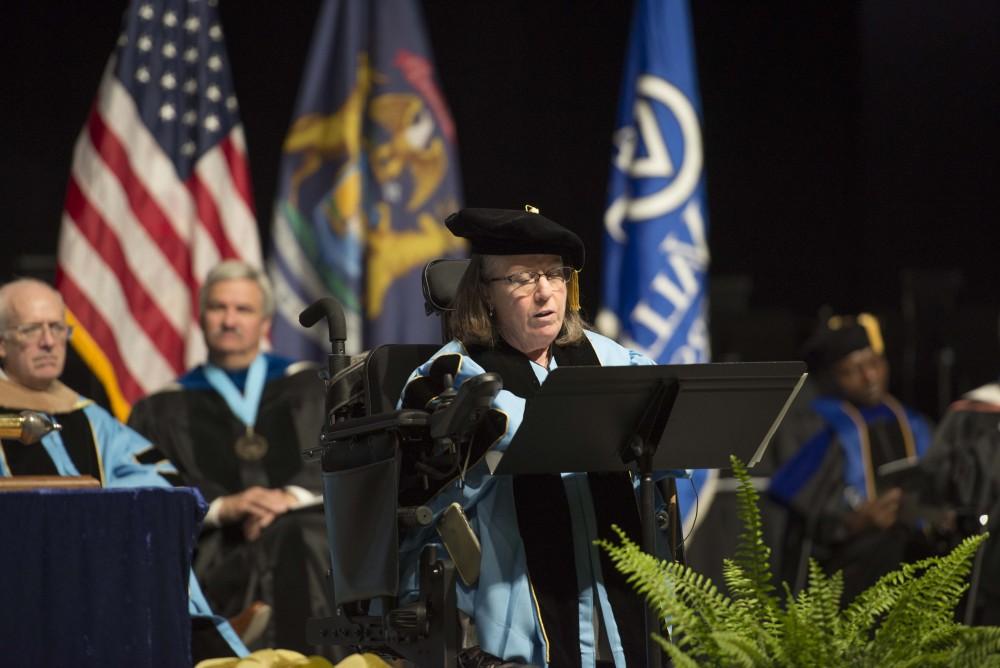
[0,486,203,666]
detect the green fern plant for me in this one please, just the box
[596,455,1000,666]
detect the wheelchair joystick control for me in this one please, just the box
[427,373,458,411]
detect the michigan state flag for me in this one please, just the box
[267,0,463,359]
[599,0,709,365]
[600,0,715,537]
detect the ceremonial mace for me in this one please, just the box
[0,411,62,444]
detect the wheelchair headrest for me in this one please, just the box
[422,258,470,315]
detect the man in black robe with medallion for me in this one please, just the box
[129,260,329,652]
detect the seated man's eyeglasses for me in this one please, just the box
[5,321,74,343]
[484,267,573,291]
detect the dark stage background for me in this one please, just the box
[4,1,999,419]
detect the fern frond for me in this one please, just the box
[728,457,778,597]
[655,633,700,668]
[726,455,781,629]
[665,561,748,634]
[873,533,987,664]
[719,561,786,662]
[597,524,779,664]
[892,650,957,668]
[712,630,772,667]
[910,620,963,654]
[598,454,1000,666]
[840,558,915,644]
[941,625,1000,667]
[596,526,731,658]
[596,527,672,616]
[805,559,843,633]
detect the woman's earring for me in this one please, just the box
[487,304,494,317]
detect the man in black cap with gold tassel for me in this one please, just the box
[769,314,938,602]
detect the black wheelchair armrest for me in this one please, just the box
[302,409,429,461]
[324,409,429,442]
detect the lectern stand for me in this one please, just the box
[495,361,807,668]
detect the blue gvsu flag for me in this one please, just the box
[267,0,463,359]
[598,0,716,538]
[599,0,709,365]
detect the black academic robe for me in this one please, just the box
[770,397,935,602]
[921,385,1000,625]
[128,361,331,652]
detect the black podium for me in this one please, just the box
[494,361,807,668]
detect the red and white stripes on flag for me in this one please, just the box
[56,0,260,420]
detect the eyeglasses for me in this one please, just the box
[484,267,574,291]
[4,321,73,343]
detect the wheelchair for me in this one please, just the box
[300,258,691,666]
[301,258,491,666]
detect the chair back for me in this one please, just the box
[422,258,470,341]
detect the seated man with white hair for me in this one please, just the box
[0,277,248,660]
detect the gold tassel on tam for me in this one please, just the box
[856,312,884,355]
[568,270,581,312]
[827,312,884,355]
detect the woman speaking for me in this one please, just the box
[400,207,661,668]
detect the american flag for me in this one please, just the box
[56,0,260,420]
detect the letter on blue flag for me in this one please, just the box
[601,0,715,536]
[267,0,464,359]
[599,0,710,366]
